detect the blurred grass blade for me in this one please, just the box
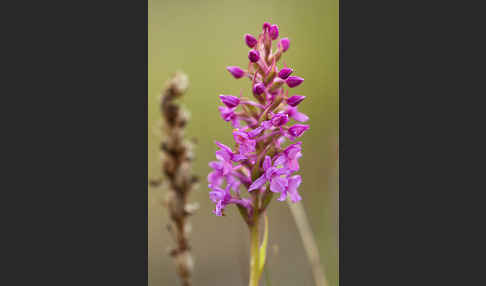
[288,201,329,286]
[264,266,272,286]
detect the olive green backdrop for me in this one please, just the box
[148,0,338,285]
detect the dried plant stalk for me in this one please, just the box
[159,72,198,286]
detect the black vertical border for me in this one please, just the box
[4,0,151,284]
[338,0,473,284]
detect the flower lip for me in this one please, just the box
[269,24,279,40]
[248,50,260,63]
[278,67,293,79]
[245,33,257,48]
[286,106,309,122]
[287,95,306,107]
[219,94,240,108]
[271,113,289,127]
[226,66,245,79]
[286,76,304,88]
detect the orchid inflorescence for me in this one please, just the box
[208,22,309,222]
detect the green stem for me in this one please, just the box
[249,212,260,286]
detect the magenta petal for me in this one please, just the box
[274,167,290,177]
[276,136,286,148]
[288,175,302,189]
[274,154,286,167]
[271,113,289,126]
[215,150,230,162]
[218,106,236,122]
[228,176,241,193]
[209,161,222,170]
[248,126,264,138]
[284,142,302,155]
[213,200,224,216]
[233,130,249,144]
[215,141,233,154]
[262,120,273,129]
[232,154,247,162]
[209,190,223,203]
[230,117,240,128]
[289,191,301,203]
[207,171,223,186]
[249,175,267,191]
[277,190,288,201]
[270,176,288,193]
[291,110,309,122]
[265,166,275,181]
[287,175,302,202]
[288,158,300,172]
[222,163,232,176]
[263,155,272,170]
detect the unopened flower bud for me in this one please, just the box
[280,38,290,52]
[286,76,304,88]
[248,50,260,63]
[269,24,279,40]
[286,95,306,107]
[226,66,245,79]
[253,82,265,95]
[263,22,271,31]
[271,113,289,127]
[278,67,293,79]
[219,95,240,108]
[245,33,257,48]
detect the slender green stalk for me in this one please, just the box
[248,212,260,286]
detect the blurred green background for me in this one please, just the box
[148,0,338,285]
